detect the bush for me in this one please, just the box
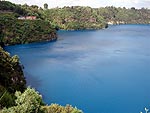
[42,104,83,113]
[1,88,83,113]
[1,87,43,113]
[0,86,15,109]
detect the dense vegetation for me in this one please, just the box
[22,6,150,30]
[0,13,57,45]
[0,47,26,109]
[97,6,150,24]
[46,6,150,27]
[1,1,150,31]
[0,1,57,46]
[42,6,108,30]
[0,0,27,15]
[1,88,82,113]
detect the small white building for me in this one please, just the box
[18,16,36,20]
[18,16,26,20]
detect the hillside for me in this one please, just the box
[0,47,26,108]
[1,1,149,31]
[42,6,108,30]
[0,1,57,46]
[0,1,27,15]
[96,6,150,24]
[40,6,150,30]
[0,13,57,46]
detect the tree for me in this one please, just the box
[31,5,39,9]
[131,7,136,10]
[44,3,48,9]
[42,104,83,113]
[1,88,83,113]
[1,87,43,113]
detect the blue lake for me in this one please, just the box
[5,25,150,113]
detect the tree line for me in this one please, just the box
[1,1,150,30]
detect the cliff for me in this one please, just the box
[0,47,26,92]
[0,46,26,108]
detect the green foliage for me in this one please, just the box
[1,88,83,113]
[21,4,42,18]
[0,86,15,109]
[97,6,150,24]
[1,1,150,31]
[0,1,27,15]
[0,47,26,108]
[1,87,43,113]
[11,55,19,65]
[0,47,26,93]
[42,6,107,30]
[41,6,150,30]
[42,104,83,113]
[0,13,57,45]
[44,3,48,9]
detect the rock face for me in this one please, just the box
[0,47,26,93]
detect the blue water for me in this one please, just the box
[5,25,150,113]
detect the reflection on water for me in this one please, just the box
[5,24,150,113]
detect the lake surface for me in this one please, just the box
[5,25,150,113]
